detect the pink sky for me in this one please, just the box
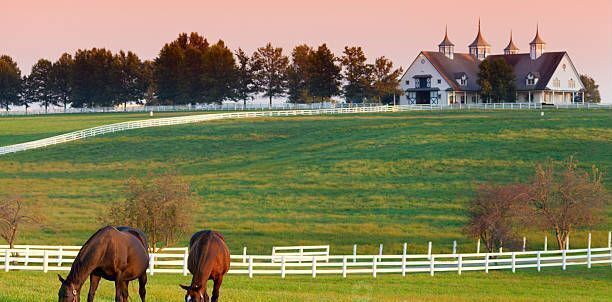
[2,0,611,102]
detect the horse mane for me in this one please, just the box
[66,226,116,285]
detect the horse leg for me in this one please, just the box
[114,279,129,302]
[87,274,101,302]
[211,276,224,302]
[138,274,147,302]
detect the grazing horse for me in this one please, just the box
[57,226,149,302]
[180,230,230,302]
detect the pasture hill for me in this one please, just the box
[0,108,611,301]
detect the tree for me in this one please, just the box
[465,183,529,253]
[371,56,403,104]
[308,44,342,102]
[155,38,187,104]
[0,55,22,111]
[71,48,118,108]
[114,51,148,110]
[252,43,289,107]
[0,197,39,249]
[526,157,608,249]
[579,75,601,103]
[49,53,74,111]
[478,58,516,103]
[234,48,258,106]
[24,59,56,113]
[286,44,314,103]
[341,46,372,103]
[105,172,195,249]
[201,40,238,104]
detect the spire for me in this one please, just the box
[530,23,546,45]
[438,25,454,47]
[469,18,491,47]
[504,30,520,55]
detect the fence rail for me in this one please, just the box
[1,243,610,277]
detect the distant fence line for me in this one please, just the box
[1,233,610,277]
[1,103,611,156]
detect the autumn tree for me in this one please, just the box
[465,183,529,252]
[0,197,39,249]
[106,172,195,249]
[341,46,372,103]
[287,44,314,103]
[252,43,289,107]
[526,157,608,249]
[0,55,22,111]
[579,74,601,103]
[371,56,403,104]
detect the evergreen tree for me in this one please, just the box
[579,74,601,103]
[478,58,515,103]
[234,48,258,106]
[49,53,74,111]
[252,43,289,107]
[201,40,238,104]
[0,55,22,111]
[286,44,313,103]
[371,56,403,104]
[341,47,372,103]
[308,44,342,102]
[71,48,117,108]
[24,59,55,113]
[155,40,186,104]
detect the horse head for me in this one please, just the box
[180,284,209,302]
[57,274,79,302]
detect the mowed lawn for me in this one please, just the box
[0,110,611,255]
[0,266,610,301]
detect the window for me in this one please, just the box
[527,78,535,85]
[405,80,410,85]
[415,80,420,88]
[569,79,575,88]
[437,79,442,84]
[553,78,560,88]
[426,78,431,87]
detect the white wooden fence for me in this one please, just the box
[1,239,610,278]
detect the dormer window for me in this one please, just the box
[459,75,467,86]
[526,73,539,86]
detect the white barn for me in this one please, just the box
[399,22,584,105]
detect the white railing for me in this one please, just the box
[272,245,330,262]
[1,245,609,277]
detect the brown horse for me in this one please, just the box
[180,230,230,302]
[57,226,149,302]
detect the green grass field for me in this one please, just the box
[0,109,611,300]
[0,266,610,301]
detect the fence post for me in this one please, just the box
[58,247,63,267]
[379,244,383,258]
[342,256,347,278]
[511,252,516,273]
[522,237,526,252]
[544,236,548,252]
[536,251,541,272]
[43,251,49,273]
[477,239,480,254]
[428,242,432,260]
[372,256,377,278]
[429,256,435,276]
[25,247,30,266]
[149,254,155,276]
[402,243,407,277]
[453,241,457,255]
[457,254,462,275]
[566,235,570,250]
[484,253,489,273]
[587,233,592,269]
[248,256,253,278]
[311,256,316,278]
[562,249,567,271]
[243,246,247,263]
[183,249,189,276]
[4,249,9,272]
[281,256,286,278]
[353,244,357,263]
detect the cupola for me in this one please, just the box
[468,19,491,60]
[438,26,455,59]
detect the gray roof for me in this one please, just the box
[422,51,567,91]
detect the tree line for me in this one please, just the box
[0,32,403,112]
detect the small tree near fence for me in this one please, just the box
[465,183,529,252]
[0,197,39,248]
[527,157,608,249]
[105,172,195,250]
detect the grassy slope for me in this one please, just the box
[0,266,610,301]
[0,110,610,255]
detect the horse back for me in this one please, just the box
[188,230,230,277]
